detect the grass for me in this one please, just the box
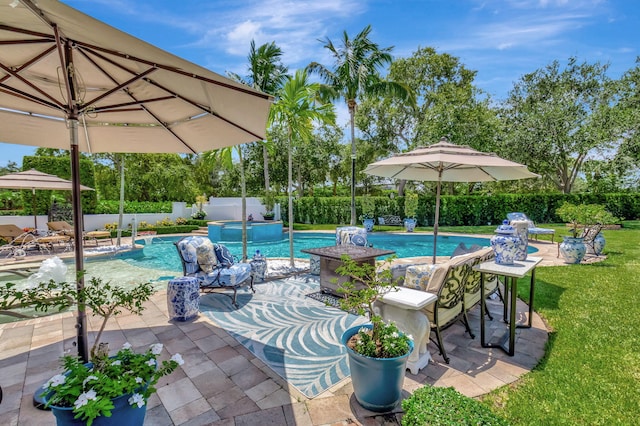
[481,223,639,424]
[296,220,640,424]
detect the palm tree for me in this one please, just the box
[269,70,335,266]
[228,40,288,192]
[308,25,413,225]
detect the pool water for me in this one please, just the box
[121,232,502,273]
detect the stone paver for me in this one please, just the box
[0,236,562,425]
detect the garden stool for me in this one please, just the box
[167,276,199,321]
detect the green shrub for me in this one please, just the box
[401,386,508,426]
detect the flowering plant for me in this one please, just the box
[42,342,184,425]
[335,255,412,358]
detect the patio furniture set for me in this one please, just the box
[173,222,542,374]
[0,221,114,259]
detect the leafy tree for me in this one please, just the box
[308,25,414,225]
[357,46,499,195]
[269,69,335,265]
[498,57,618,193]
[228,40,289,193]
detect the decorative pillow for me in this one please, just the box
[196,240,217,273]
[214,244,235,268]
[404,264,439,291]
[450,242,482,258]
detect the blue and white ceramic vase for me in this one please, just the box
[560,236,586,264]
[510,220,529,261]
[588,233,606,256]
[404,218,416,232]
[490,220,521,265]
[250,250,268,282]
[362,218,375,232]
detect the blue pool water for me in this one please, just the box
[120,232,523,273]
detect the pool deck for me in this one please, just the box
[0,234,599,425]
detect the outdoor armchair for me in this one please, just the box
[507,212,555,243]
[174,236,255,308]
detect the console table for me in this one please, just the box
[475,256,542,356]
[301,245,395,295]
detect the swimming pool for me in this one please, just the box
[121,232,524,273]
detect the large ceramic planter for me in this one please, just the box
[47,391,147,426]
[587,232,606,256]
[362,218,375,232]
[559,236,587,264]
[341,324,413,412]
[403,218,416,233]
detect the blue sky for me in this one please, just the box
[1,0,638,167]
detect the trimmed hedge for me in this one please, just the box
[115,225,199,237]
[95,200,173,214]
[401,386,508,425]
[279,193,640,226]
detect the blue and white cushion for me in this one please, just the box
[214,244,235,267]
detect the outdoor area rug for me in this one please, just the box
[199,275,368,398]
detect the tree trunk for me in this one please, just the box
[349,103,357,226]
[287,128,295,267]
[262,143,270,192]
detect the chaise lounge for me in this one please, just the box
[507,212,555,242]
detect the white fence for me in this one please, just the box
[0,197,278,232]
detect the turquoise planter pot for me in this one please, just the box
[341,324,413,412]
[48,392,147,426]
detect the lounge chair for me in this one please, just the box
[507,212,555,243]
[174,236,255,308]
[0,224,39,256]
[47,220,113,246]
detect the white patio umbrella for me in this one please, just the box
[364,137,539,263]
[0,0,271,362]
[0,169,93,228]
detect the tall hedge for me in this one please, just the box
[279,193,639,226]
[22,156,98,215]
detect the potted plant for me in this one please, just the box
[334,255,413,413]
[403,192,419,232]
[261,190,276,220]
[556,202,619,263]
[191,194,207,220]
[1,277,184,425]
[359,197,375,231]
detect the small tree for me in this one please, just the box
[334,255,412,358]
[556,202,619,238]
[404,192,419,219]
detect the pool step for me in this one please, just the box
[191,227,208,235]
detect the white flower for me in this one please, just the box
[135,377,143,384]
[44,374,66,389]
[128,393,145,408]
[111,360,121,366]
[82,375,98,387]
[170,353,184,366]
[74,389,97,409]
[150,343,163,355]
[146,359,156,367]
[122,342,132,350]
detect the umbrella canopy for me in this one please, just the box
[364,137,539,263]
[0,169,93,228]
[0,0,272,362]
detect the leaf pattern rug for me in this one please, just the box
[198,274,368,398]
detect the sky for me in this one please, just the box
[1,0,638,167]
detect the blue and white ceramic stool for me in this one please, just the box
[167,277,199,321]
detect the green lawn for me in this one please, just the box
[479,222,640,424]
[296,221,640,424]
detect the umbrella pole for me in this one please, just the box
[432,169,443,264]
[32,188,37,229]
[70,119,89,363]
